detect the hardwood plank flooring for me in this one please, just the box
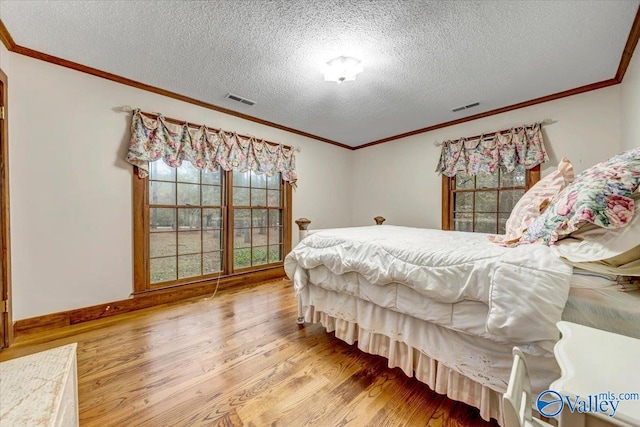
[0,279,499,427]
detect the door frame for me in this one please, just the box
[0,68,13,349]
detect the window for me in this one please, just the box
[134,161,292,292]
[232,170,284,270]
[442,165,540,234]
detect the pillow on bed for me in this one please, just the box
[490,158,573,244]
[553,192,640,278]
[557,245,640,278]
[520,147,640,245]
[555,192,640,262]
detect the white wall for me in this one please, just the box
[2,40,636,320]
[0,44,353,320]
[622,45,640,151]
[352,86,623,228]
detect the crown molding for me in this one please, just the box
[0,19,16,50]
[0,19,350,150]
[615,3,640,83]
[1,7,639,151]
[356,78,619,150]
[356,4,640,150]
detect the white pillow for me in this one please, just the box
[490,158,573,244]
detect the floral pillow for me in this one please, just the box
[490,158,573,244]
[519,147,640,245]
[491,158,573,243]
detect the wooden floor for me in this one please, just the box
[0,279,499,427]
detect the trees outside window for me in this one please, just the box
[442,165,540,233]
[134,161,291,292]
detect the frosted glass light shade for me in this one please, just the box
[323,56,363,83]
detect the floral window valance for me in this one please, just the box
[436,123,549,177]
[126,109,297,185]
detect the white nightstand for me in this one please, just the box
[549,321,640,427]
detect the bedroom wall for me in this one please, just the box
[621,44,640,151]
[351,85,623,228]
[2,39,637,321]
[0,44,353,320]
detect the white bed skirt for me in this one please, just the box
[300,283,561,426]
[305,306,504,424]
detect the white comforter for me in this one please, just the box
[285,226,573,344]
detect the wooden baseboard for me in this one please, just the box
[13,267,286,337]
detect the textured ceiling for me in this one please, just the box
[0,0,638,147]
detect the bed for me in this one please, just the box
[284,148,640,425]
[285,221,571,424]
[563,282,640,339]
[284,220,640,424]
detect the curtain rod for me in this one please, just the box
[433,119,555,147]
[118,105,299,152]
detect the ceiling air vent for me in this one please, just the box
[225,93,255,106]
[451,102,480,113]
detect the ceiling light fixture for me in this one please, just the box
[323,56,363,84]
